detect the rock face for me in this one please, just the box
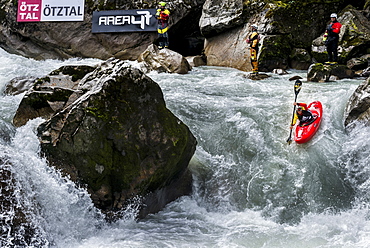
[202,0,361,72]
[307,63,354,82]
[1,0,369,74]
[0,0,206,60]
[344,77,370,129]
[199,0,246,37]
[186,55,207,67]
[138,45,192,74]
[34,59,197,217]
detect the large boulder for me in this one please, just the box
[307,63,354,82]
[347,55,370,71]
[137,44,192,74]
[344,77,370,129]
[35,59,197,218]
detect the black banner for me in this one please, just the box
[92,9,157,33]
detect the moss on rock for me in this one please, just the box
[37,61,197,217]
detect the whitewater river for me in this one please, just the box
[1,48,370,248]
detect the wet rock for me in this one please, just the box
[344,77,370,130]
[346,55,370,71]
[243,72,270,80]
[307,63,354,82]
[138,45,192,74]
[273,69,288,75]
[4,77,36,95]
[36,59,197,218]
[289,75,303,81]
[186,55,207,67]
[12,87,79,127]
[12,65,95,127]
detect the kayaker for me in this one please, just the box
[156,2,170,49]
[246,24,260,74]
[290,102,314,129]
[323,13,342,64]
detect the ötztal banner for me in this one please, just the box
[92,9,157,33]
[17,0,85,22]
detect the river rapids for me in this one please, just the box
[1,48,370,247]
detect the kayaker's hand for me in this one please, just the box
[290,125,294,130]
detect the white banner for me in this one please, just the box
[17,0,84,22]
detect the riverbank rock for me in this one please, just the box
[202,1,359,72]
[12,65,95,127]
[1,0,367,73]
[344,77,370,130]
[0,0,206,60]
[137,45,192,74]
[35,59,196,218]
[289,48,312,70]
[186,55,207,67]
[307,63,354,82]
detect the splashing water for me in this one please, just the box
[1,48,370,247]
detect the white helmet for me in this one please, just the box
[330,13,337,18]
[251,24,258,30]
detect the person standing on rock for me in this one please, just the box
[246,24,260,74]
[156,2,170,49]
[323,13,342,64]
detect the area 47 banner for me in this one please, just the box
[17,0,85,22]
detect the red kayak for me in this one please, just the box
[295,101,323,144]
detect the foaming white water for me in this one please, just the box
[73,196,370,248]
[7,118,105,247]
[0,48,101,92]
[1,48,370,247]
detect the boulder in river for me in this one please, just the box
[344,76,370,130]
[33,59,197,218]
[137,45,192,74]
[307,63,354,82]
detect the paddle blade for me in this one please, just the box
[286,129,293,144]
[294,80,302,96]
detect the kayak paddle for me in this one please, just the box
[286,80,302,144]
